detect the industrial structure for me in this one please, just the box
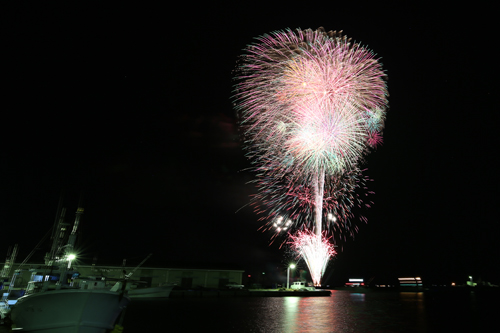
[1,262,244,291]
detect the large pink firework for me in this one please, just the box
[234,27,388,284]
[234,27,387,233]
[234,27,388,177]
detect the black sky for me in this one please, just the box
[1,2,498,285]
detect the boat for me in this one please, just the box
[106,254,175,299]
[2,196,130,332]
[79,276,175,299]
[125,284,174,298]
[10,289,129,332]
[290,281,316,291]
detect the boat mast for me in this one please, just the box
[66,194,84,260]
[54,194,84,290]
[0,244,19,278]
[45,193,68,266]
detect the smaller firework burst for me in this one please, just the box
[253,167,373,244]
[289,230,336,286]
[271,216,293,234]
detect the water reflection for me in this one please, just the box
[283,296,342,332]
[124,289,492,332]
[349,292,366,301]
[278,290,429,332]
[399,292,426,332]
[283,297,299,329]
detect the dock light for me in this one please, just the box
[287,264,296,289]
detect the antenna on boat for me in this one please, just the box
[125,253,153,279]
[53,194,84,290]
[66,193,84,257]
[0,244,18,279]
[46,191,68,266]
[110,254,153,292]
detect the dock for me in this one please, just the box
[170,289,331,297]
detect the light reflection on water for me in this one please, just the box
[124,290,494,332]
[278,291,426,332]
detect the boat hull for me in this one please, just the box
[10,289,129,333]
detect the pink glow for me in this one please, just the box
[290,230,336,286]
[234,27,388,284]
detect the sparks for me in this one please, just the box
[233,27,388,284]
[289,230,336,286]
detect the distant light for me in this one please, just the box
[262,272,265,274]
[289,264,296,269]
[451,282,455,286]
[349,278,364,282]
[248,275,251,277]
[67,254,76,261]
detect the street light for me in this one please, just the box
[287,264,296,289]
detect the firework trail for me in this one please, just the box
[234,27,388,284]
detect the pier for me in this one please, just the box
[170,289,332,297]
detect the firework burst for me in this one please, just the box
[289,230,336,286]
[234,27,388,178]
[254,167,373,243]
[234,27,388,285]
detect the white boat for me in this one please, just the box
[290,281,316,291]
[105,253,175,299]
[10,289,129,332]
[3,197,130,331]
[80,278,175,299]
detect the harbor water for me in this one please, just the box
[122,289,496,332]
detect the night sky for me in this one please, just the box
[1,3,498,285]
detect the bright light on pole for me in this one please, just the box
[287,264,296,289]
[67,254,76,269]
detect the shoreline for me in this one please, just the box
[169,286,500,298]
[170,289,332,297]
